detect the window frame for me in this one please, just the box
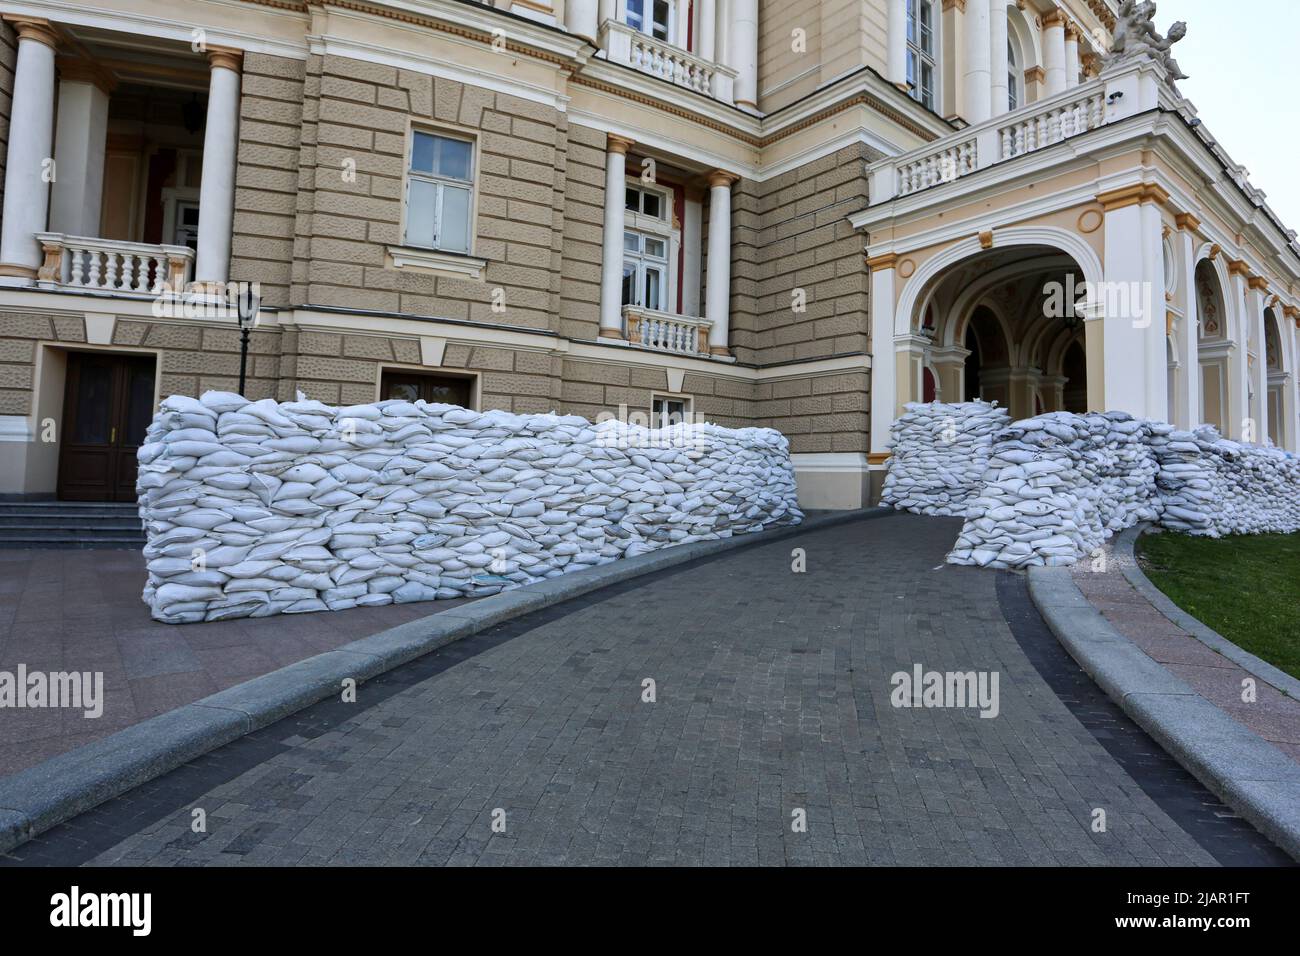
[650,393,692,429]
[621,179,679,314]
[905,0,939,112]
[402,127,477,255]
[1007,37,1022,111]
[378,366,480,410]
[624,0,674,43]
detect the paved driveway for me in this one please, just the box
[3,514,1288,866]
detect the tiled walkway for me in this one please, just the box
[1072,547,1300,765]
[0,548,471,778]
[5,514,1288,866]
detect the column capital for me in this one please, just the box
[206,46,244,74]
[56,55,117,95]
[866,252,898,272]
[1247,275,1270,293]
[1041,10,1067,28]
[3,16,60,50]
[941,0,966,11]
[1174,212,1201,234]
[606,133,635,155]
[1096,183,1168,211]
[1064,24,1081,42]
[1226,258,1252,278]
[707,169,739,189]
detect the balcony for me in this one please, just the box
[36,234,194,296]
[623,305,712,356]
[599,20,736,104]
[870,60,1174,203]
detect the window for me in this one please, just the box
[1007,38,1021,111]
[625,185,663,220]
[906,0,938,111]
[625,0,671,41]
[404,131,474,253]
[622,231,668,311]
[380,370,475,408]
[651,395,690,428]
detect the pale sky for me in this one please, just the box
[1165,0,1300,231]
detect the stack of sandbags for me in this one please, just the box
[137,392,802,624]
[946,411,1164,569]
[1154,424,1300,536]
[880,400,1011,516]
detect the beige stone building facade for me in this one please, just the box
[0,0,1298,508]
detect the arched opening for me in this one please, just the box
[1062,341,1087,412]
[1195,259,1230,433]
[1264,307,1287,447]
[912,244,1090,420]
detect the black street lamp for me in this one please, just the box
[235,284,260,397]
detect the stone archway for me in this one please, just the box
[1194,257,1232,434]
[900,243,1093,422]
[1264,305,1294,449]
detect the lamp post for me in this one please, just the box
[235,283,260,397]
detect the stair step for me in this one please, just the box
[0,516,144,529]
[0,536,144,550]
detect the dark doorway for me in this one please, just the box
[58,352,156,502]
[379,370,474,408]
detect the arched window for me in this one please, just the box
[1007,37,1022,111]
[906,0,939,111]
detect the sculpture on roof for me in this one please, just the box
[1106,0,1188,82]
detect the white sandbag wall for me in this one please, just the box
[946,411,1165,568]
[137,392,802,624]
[879,401,1011,516]
[1154,426,1300,537]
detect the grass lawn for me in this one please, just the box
[1136,531,1300,681]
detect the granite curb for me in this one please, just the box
[1027,562,1300,862]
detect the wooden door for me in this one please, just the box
[58,352,157,502]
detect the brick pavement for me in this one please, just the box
[4,514,1288,866]
[0,548,471,777]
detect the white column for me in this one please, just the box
[1141,202,1168,421]
[989,0,1009,116]
[193,48,242,289]
[729,0,758,109]
[1042,11,1067,96]
[598,134,632,337]
[682,196,702,317]
[869,255,898,456]
[1099,196,1160,417]
[886,0,908,88]
[0,18,58,281]
[1171,217,1201,429]
[1064,25,1081,88]
[565,0,599,43]
[697,0,716,61]
[597,0,616,31]
[50,69,112,237]
[962,0,992,123]
[704,170,736,354]
[1246,281,1269,443]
